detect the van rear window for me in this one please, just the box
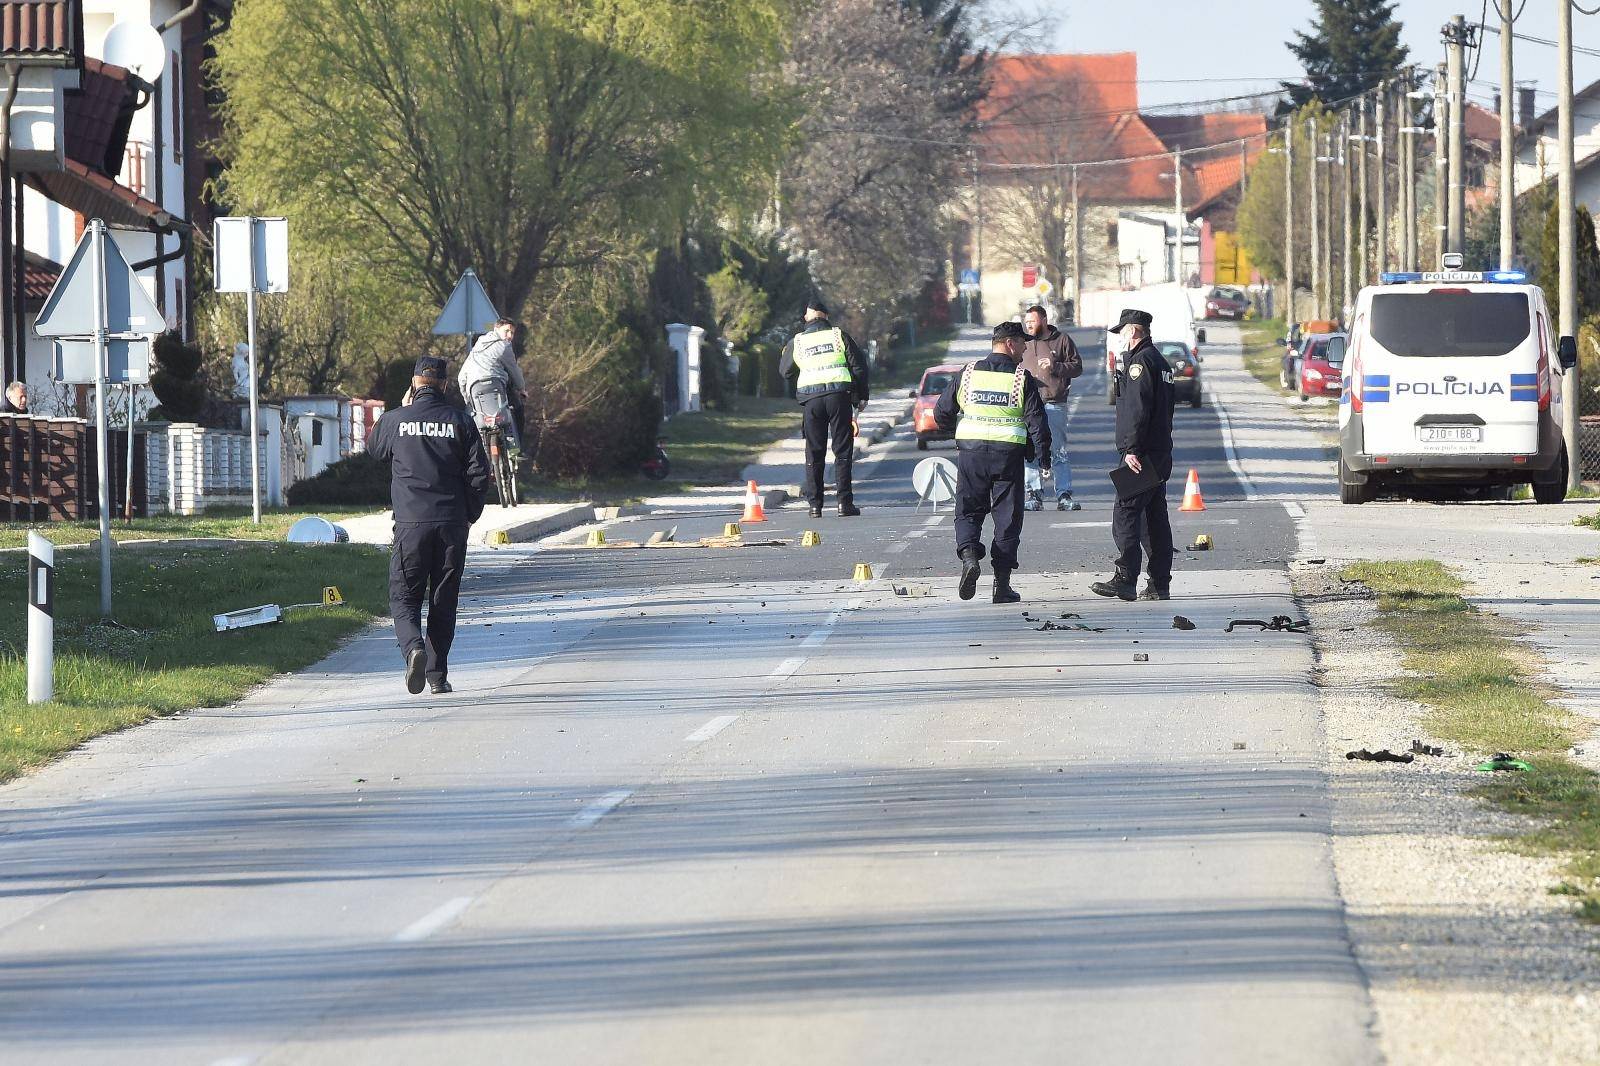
[1369,291,1530,357]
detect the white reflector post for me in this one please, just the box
[27,532,53,704]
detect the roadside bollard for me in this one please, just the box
[27,532,53,704]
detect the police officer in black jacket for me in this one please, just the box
[933,321,1051,603]
[1092,309,1176,602]
[779,298,870,517]
[367,356,492,694]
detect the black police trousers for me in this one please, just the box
[801,392,855,507]
[390,522,469,684]
[1113,481,1173,588]
[955,448,1026,572]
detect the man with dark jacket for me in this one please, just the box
[779,298,870,517]
[933,321,1051,603]
[367,356,493,694]
[1092,309,1176,602]
[1020,304,1084,511]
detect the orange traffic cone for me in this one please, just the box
[1179,468,1206,512]
[741,480,769,523]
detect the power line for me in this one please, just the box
[1481,22,1600,58]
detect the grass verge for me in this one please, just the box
[1577,511,1600,530]
[0,542,389,784]
[0,507,375,551]
[1344,558,1600,921]
[1240,320,1287,393]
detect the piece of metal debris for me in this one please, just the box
[1346,748,1415,763]
[1225,616,1310,633]
[1410,740,1447,757]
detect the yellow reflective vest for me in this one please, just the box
[793,328,854,394]
[955,365,1028,446]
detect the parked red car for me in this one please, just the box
[1297,332,1347,401]
[910,362,966,449]
[1204,286,1250,320]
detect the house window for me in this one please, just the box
[171,51,182,163]
[1106,222,1118,248]
[312,421,324,447]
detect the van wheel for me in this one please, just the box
[1532,447,1569,504]
[1339,458,1373,505]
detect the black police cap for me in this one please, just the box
[1108,308,1154,333]
[806,296,830,316]
[413,356,447,380]
[992,321,1026,341]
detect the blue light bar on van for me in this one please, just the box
[1486,269,1527,283]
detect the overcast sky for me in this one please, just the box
[1039,0,1600,114]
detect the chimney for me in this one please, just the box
[1519,86,1536,131]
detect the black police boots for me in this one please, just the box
[957,547,982,601]
[992,568,1021,604]
[837,502,861,517]
[404,647,427,694]
[1138,583,1171,601]
[1090,569,1138,602]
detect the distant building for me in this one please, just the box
[0,0,226,415]
[1512,79,1600,247]
[955,51,1267,319]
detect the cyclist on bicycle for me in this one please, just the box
[458,318,526,454]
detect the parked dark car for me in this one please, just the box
[1155,341,1203,408]
[1204,286,1250,320]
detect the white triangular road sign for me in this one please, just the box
[431,269,501,336]
[34,222,165,338]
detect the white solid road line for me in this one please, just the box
[392,896,475,944]
[922,516,945,526]
[885,542,908,553]
[769,657,807,679]
[684,714,739,743]
[568,789,633,830]
[1205,383,1261,500]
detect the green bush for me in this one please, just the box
[287,451,391,507]
[149,330,208,422]
[532,379,662,479]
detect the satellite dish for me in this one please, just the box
[101,21,167,83]
[286,517,350,545]
[912,456,958,505]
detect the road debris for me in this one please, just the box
[1475,753,1533,772]
[1188,534,1212,551]
[892,583,932,597]
[1410,740,1448,757]
[1133,653,1149,662]
[1346,748,1415,763]
[1034,620,1105,632]
[1172,615,1196,631]
[1225,615,1311,633]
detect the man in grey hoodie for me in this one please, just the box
[458,319,526,452]
[1020,305,1083,511]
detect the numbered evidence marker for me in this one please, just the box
[322,586,344,607]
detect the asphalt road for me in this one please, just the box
[0,326,1377,1065]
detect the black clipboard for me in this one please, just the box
[1108,462,1162,499]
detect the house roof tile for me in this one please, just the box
[0,0,81,61]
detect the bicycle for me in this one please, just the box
[468,385,520,508]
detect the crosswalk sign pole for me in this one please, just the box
[90,219,113,618]
[245,216,262,525]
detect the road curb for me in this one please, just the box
[475,503,595,546]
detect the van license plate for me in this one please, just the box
[1418,426,1482,443]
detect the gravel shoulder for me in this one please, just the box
[1298,565,1600,1066]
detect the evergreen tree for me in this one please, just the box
[1284,0,1409,108]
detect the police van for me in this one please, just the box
[1338,264,1579,505]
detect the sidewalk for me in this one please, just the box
[341,502,597,547]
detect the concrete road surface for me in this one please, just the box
[0,327,1379,1064]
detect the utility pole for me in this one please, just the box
[1498,0,1516,270]
[1070,164,1083,320]
[1558,0,1580,492]
[1435,63,1448,264]
[1357,98,1369,286]
[1376,81,1389,276]
[1445,15,1468,255]
[1323,133,1335,314]
[1397,71,1413,271]
[1342,114,1353,315]
[1403,70,1422,271]
[1285,122,1296,328]
[1308,118,1322,319]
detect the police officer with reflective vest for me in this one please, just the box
[779,298,870,517]
[367,356,492,694]
[933,321,1051,603]
[1092,309,1176,602]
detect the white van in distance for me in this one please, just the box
[1337,268,1579,505]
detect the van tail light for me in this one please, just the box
[1537,318,1553,411]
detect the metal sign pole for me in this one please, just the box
[90,220,112,617]
[246,217,262,524]
[124,383,136,520]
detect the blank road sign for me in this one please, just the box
[214,217,289,293]
[432,269,500,336]
[52,338,152,385]
[33,224,165,338]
